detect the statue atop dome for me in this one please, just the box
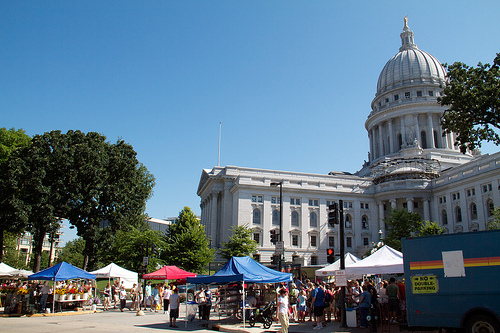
[404,16,408,30]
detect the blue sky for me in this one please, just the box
[2,1,499,244]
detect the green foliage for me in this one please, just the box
[487,207,500,230]
[105,226,166,273]
[418,221,446,236]
[439,53,500,153]
[383,208,422,251]
[219,224,258,260]
[162,207,215,273]
[5,130,155,271]
[0,128,31,263]
[56,237,86,268]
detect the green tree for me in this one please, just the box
[219,224,258,260]
[106,226,166,273]
[0,128,31,263]
[383,208,422,251]
[439,53,500,153]
[162,207,215,273]
[56,237,86,268]
[417,221,446,236]
[487,207,500,229]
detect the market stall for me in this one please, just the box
[187,256,292,326]
[344,245,403,276]
[90,263,138,288]
[28,261,96,315]
[315,252,361,277]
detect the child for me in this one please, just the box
[297,289,307,323]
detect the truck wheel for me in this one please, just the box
[466,314,500,333]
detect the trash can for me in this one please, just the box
[346,307,357,327]
[186,301,197,322]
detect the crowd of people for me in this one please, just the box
[271,276,406,332]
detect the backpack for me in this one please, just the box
[324,290,332,306]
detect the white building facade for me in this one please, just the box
[197,20,500,265]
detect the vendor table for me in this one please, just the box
[54,299,86,312]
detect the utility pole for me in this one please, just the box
[339,199,347,328]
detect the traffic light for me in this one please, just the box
[328,202,339,226]
[327,248,335,263]
[270,230,278,244]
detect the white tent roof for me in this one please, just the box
[345,245,403,276]
[315,253,361,276]
[90,263,138,288]
[0,262,16,277]
[8,269,34,278]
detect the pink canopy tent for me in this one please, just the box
[142,266,196,280]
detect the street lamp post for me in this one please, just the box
[270,181,283,271]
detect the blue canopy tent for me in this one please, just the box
[187,256,292,327]
[187,256,292,284]
[28,262,96,315]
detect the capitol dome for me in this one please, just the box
[375,19,447,97]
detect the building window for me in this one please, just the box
[385,97,389,103]
[466,188,476,197]
[363,237,369,246]
[291,198,301,206]
[272,210,280,225]
[482,183,493,193]
[442,209,448,225]
[253,233,260,244]
[433,130,440,148]
[428,90,434,97]
[271,196,281,204]
[397,133,402,150]
[253,254,260,262]
[310,235,317,247]
[310,211,318,227]
[417,90,422,97]
[360,202,370,209]
[309,199,319,207]
[470,203,478,220]
[252,195,263,203]
[346,237,352,248]
[310,256,318,265]
[455,206,462,223]
[329,236,335,248]
[345,214,352,228]
[394,94,399,101]
[405,91,411,99]
[292,234,299,246]
[343,201,353,209]
[452,192,460,201]
[253,208,261,224]
[421,131,427,149]
[291,211,299,226]
[487,199,494,217]
[362,216,368,229]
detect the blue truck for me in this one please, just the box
[402,229,500,333]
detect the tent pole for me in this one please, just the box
[242,281,245,327]
[52,279,55,316]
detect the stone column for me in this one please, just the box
[378,124,384,157]
[414,114,420,144]
[370,129,375,160]
[401,115,406,144]
[407,197,414,212]
[388,119,394,153]
[428,113,435,148]
[423,198,430,221]
[378,202,385,237]
[210,193,219,246]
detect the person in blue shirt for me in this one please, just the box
[359,285,372,328]
[311,282,325,330]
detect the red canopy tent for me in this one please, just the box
[142,266,196,280]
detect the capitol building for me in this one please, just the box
[197,20,500,266]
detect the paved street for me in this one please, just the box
[1,306,406,333]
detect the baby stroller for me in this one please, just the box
[248,302,276,329]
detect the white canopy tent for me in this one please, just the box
[344,245,404,276]
[0,262,16,277]
[315,253,361,277]
[90,263,138,288]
